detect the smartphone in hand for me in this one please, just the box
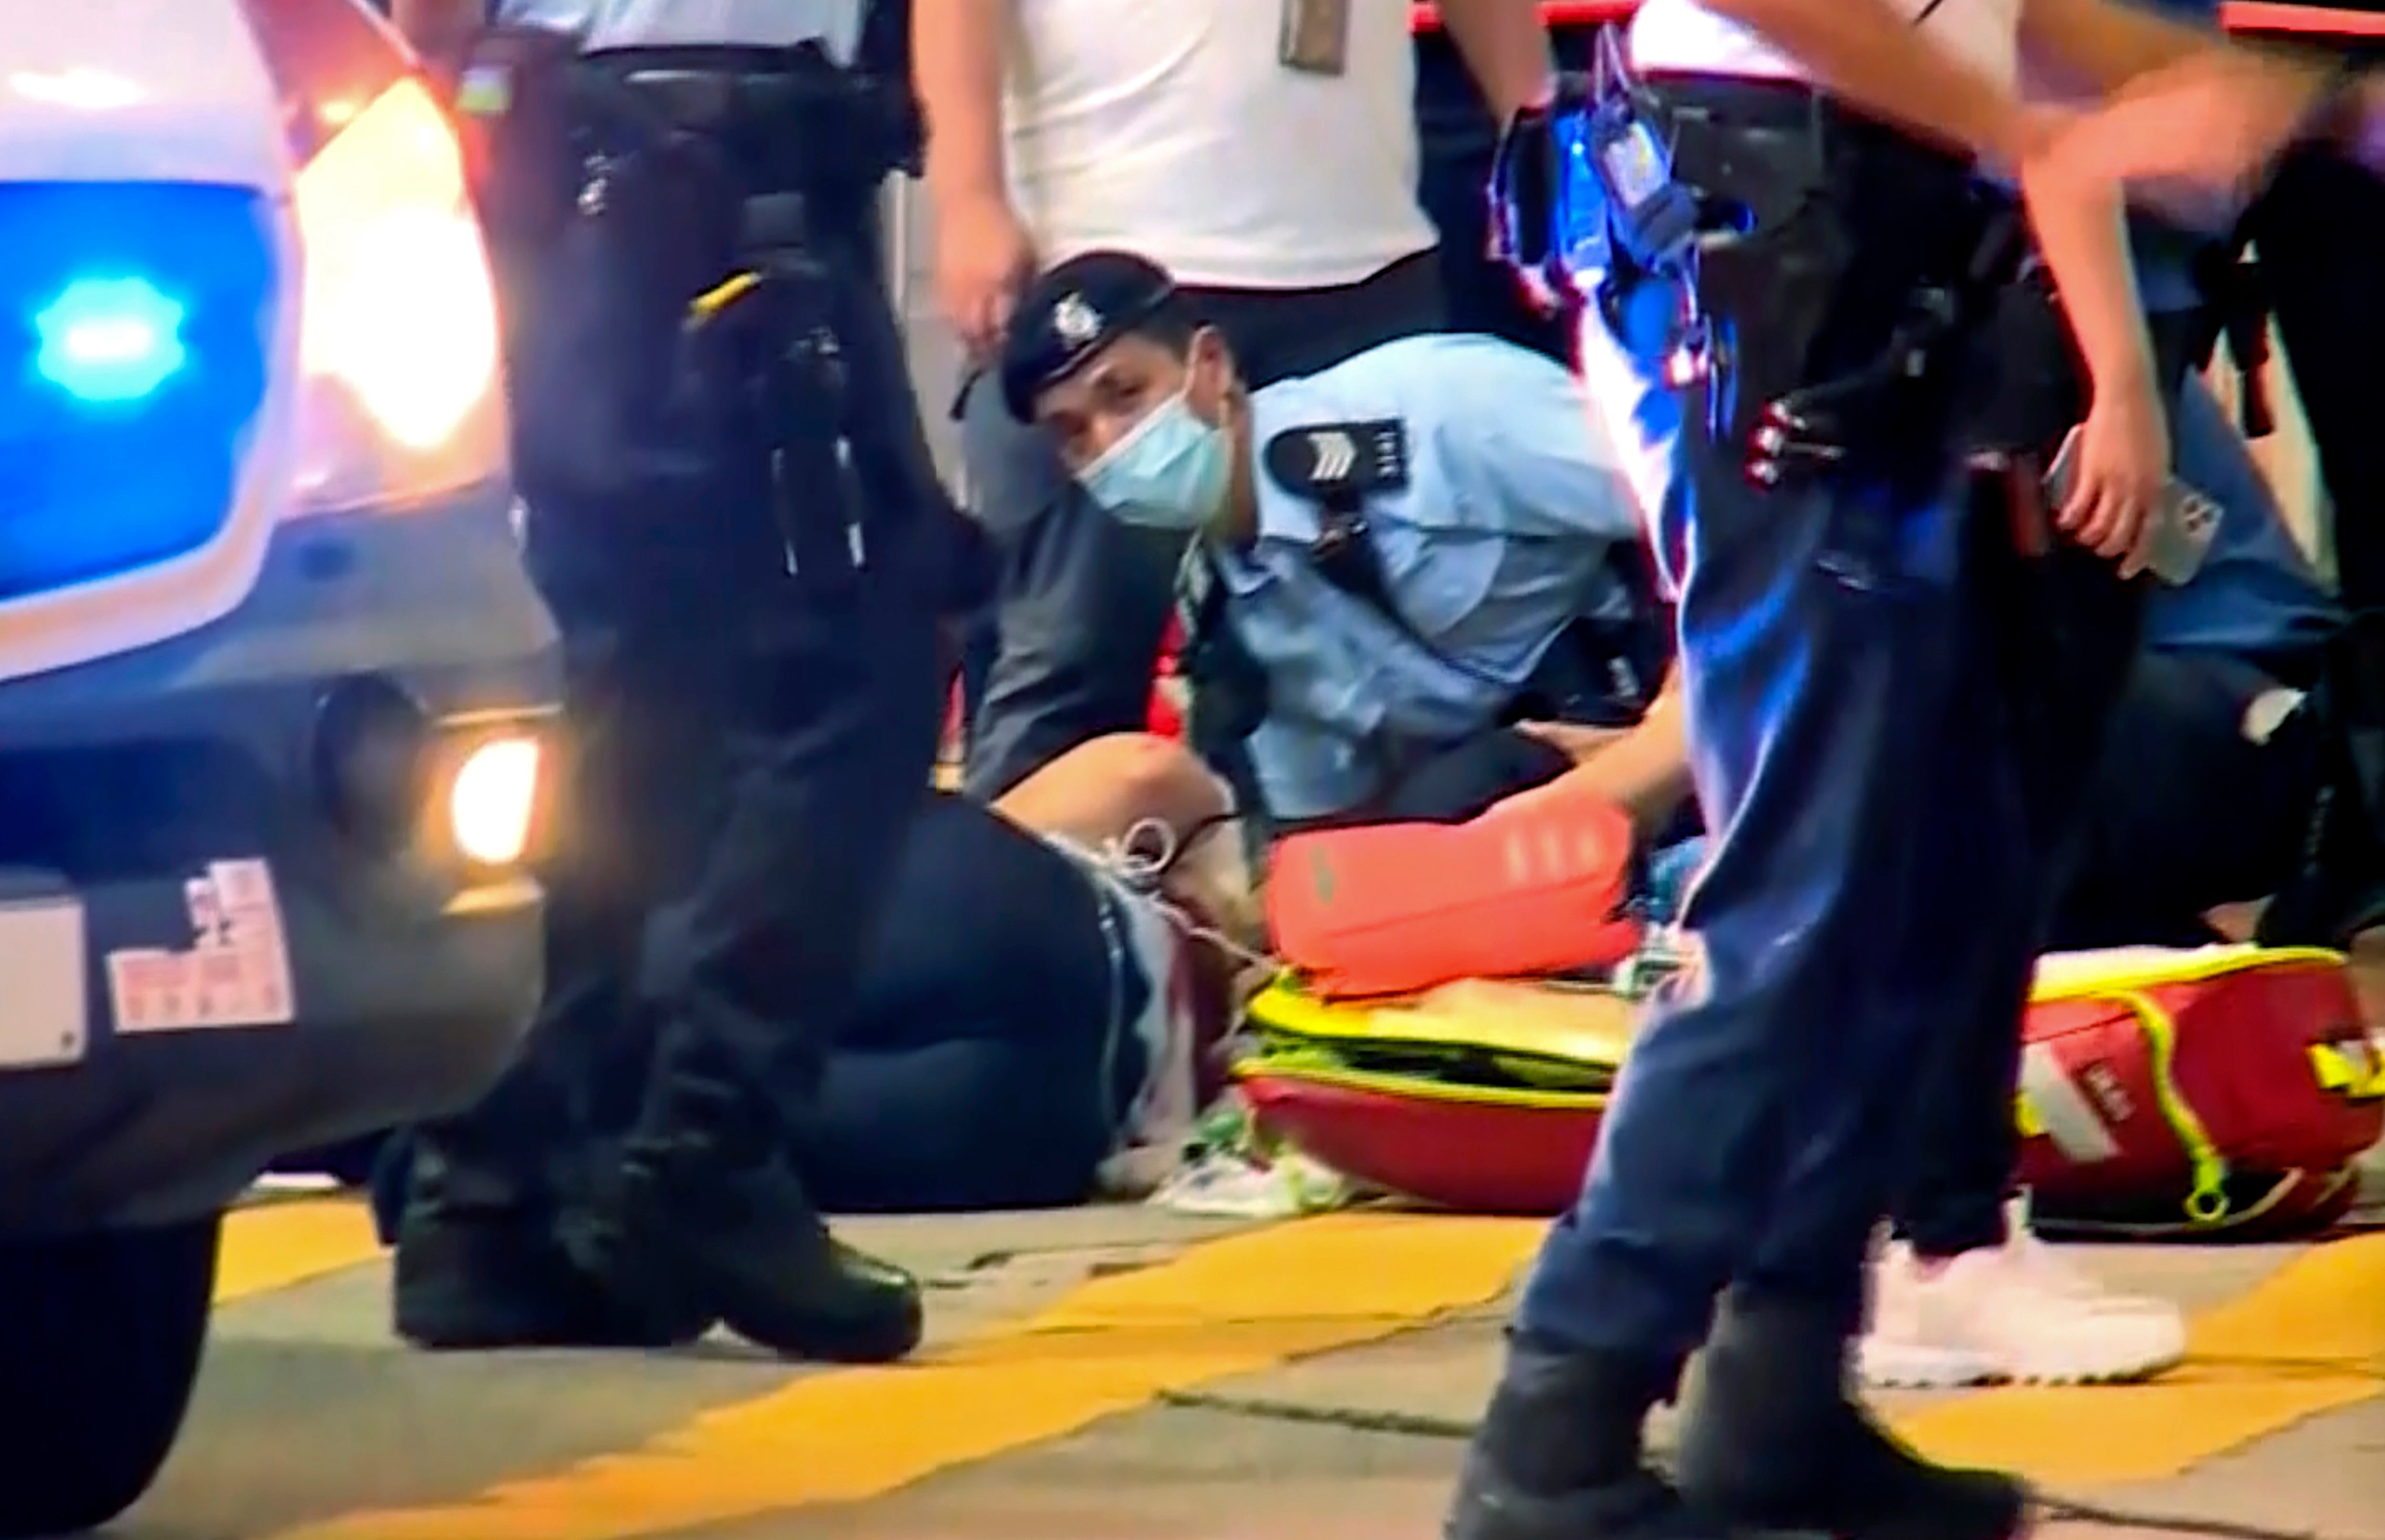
[2044,427,2222,586]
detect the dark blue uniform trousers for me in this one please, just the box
[1515,388,2139,1367]
[404,220,949,1226]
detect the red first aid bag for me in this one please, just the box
[1265,787,1641,999]
[1236,976,1630,1214]
[2019,946,2385,1238]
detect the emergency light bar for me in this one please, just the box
[1407,1,2385,36]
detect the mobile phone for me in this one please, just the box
[2042,427,2220,587]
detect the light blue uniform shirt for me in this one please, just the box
[493,0,861,55]
[2145,377,2340,659]
[1212,333,1645,821]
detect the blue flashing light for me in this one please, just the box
[34,276,188,404]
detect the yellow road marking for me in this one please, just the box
[1896,1233,2385,1487]
[221,1204,2385,1522]
[259,1212,1545,1540]
[215,1197,384,1304]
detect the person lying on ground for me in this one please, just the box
[372,734,1252,1234]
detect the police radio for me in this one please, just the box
[1580,25,1699,276]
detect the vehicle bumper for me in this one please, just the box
[0,481,560,1234]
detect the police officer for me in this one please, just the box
[995,250,1678,840]
[1441,2,2385,1539]
[385,0,957,1361]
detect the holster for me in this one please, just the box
[1634,79,2021,498]
[500,48,921,607]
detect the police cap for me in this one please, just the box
[999,250,1179,423]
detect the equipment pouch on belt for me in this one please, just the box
[503,107,744,515]
[1490,36,1699,318]
[1668,86,2023,495]
[1513,55,2025,499]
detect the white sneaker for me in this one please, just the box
[1859,1219,2187,1389]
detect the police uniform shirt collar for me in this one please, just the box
[1213,376,1326,590]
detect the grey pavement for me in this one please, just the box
[98,1187,2385,1540]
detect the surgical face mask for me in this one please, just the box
[1079,388,1231,532]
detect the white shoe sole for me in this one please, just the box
[2001,1344,2186,1386]
[1861,1340,2186,1389]
[1859,1341,2000,1389]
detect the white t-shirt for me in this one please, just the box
[1001,0,1435,290]
[1631,0,2022,92]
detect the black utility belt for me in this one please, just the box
[1622,74,2024,495]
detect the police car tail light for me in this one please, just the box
[290,77,504,515]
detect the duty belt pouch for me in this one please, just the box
[509,114,742,513]
[1659,85,2006,490]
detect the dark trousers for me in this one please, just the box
[1892,644,2320,1256]
[407,574,945,1217]
[405,216,949,1227]
[1886,329,2292,1259]
[381,788,1138,1234]
[2249,154,2385,612]
[1516,322,2139,1363]
[808,793,1147,1212]
[958,251,1447,801]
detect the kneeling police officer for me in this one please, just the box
[386,0,957,1362]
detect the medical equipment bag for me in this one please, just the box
[1264,783,1641,999]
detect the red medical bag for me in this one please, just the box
[2019,947,2385,1237]
[1264,788,1641,1000]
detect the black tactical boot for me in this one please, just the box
[392,1137,714,1351]
[557,1040,923,1364]
[1675,1291,2031,1540]
[1446,1341,1720,1540]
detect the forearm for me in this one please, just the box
[2025,169,2156,402]
[914,0,1012,211]
[1535,688,1692,838]
[1434,0,1556,123]
[1584,691,1691,837]
[2019,0,2230,96]
[1701,0,2031,162]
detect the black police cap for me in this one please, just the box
[998,250,1179,423]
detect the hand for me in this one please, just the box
[2056,50,2342,227]
[933,194,1036,363]
[2055,382,2171,573]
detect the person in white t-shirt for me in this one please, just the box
[915,0,1555,802]
[1441,5,2385,1540]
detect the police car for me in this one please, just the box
[0,1,555,1531]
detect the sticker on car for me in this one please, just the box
[107,858,297,1033]
[0,894,89,1068]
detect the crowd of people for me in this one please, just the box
[363,2,2385,1533]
